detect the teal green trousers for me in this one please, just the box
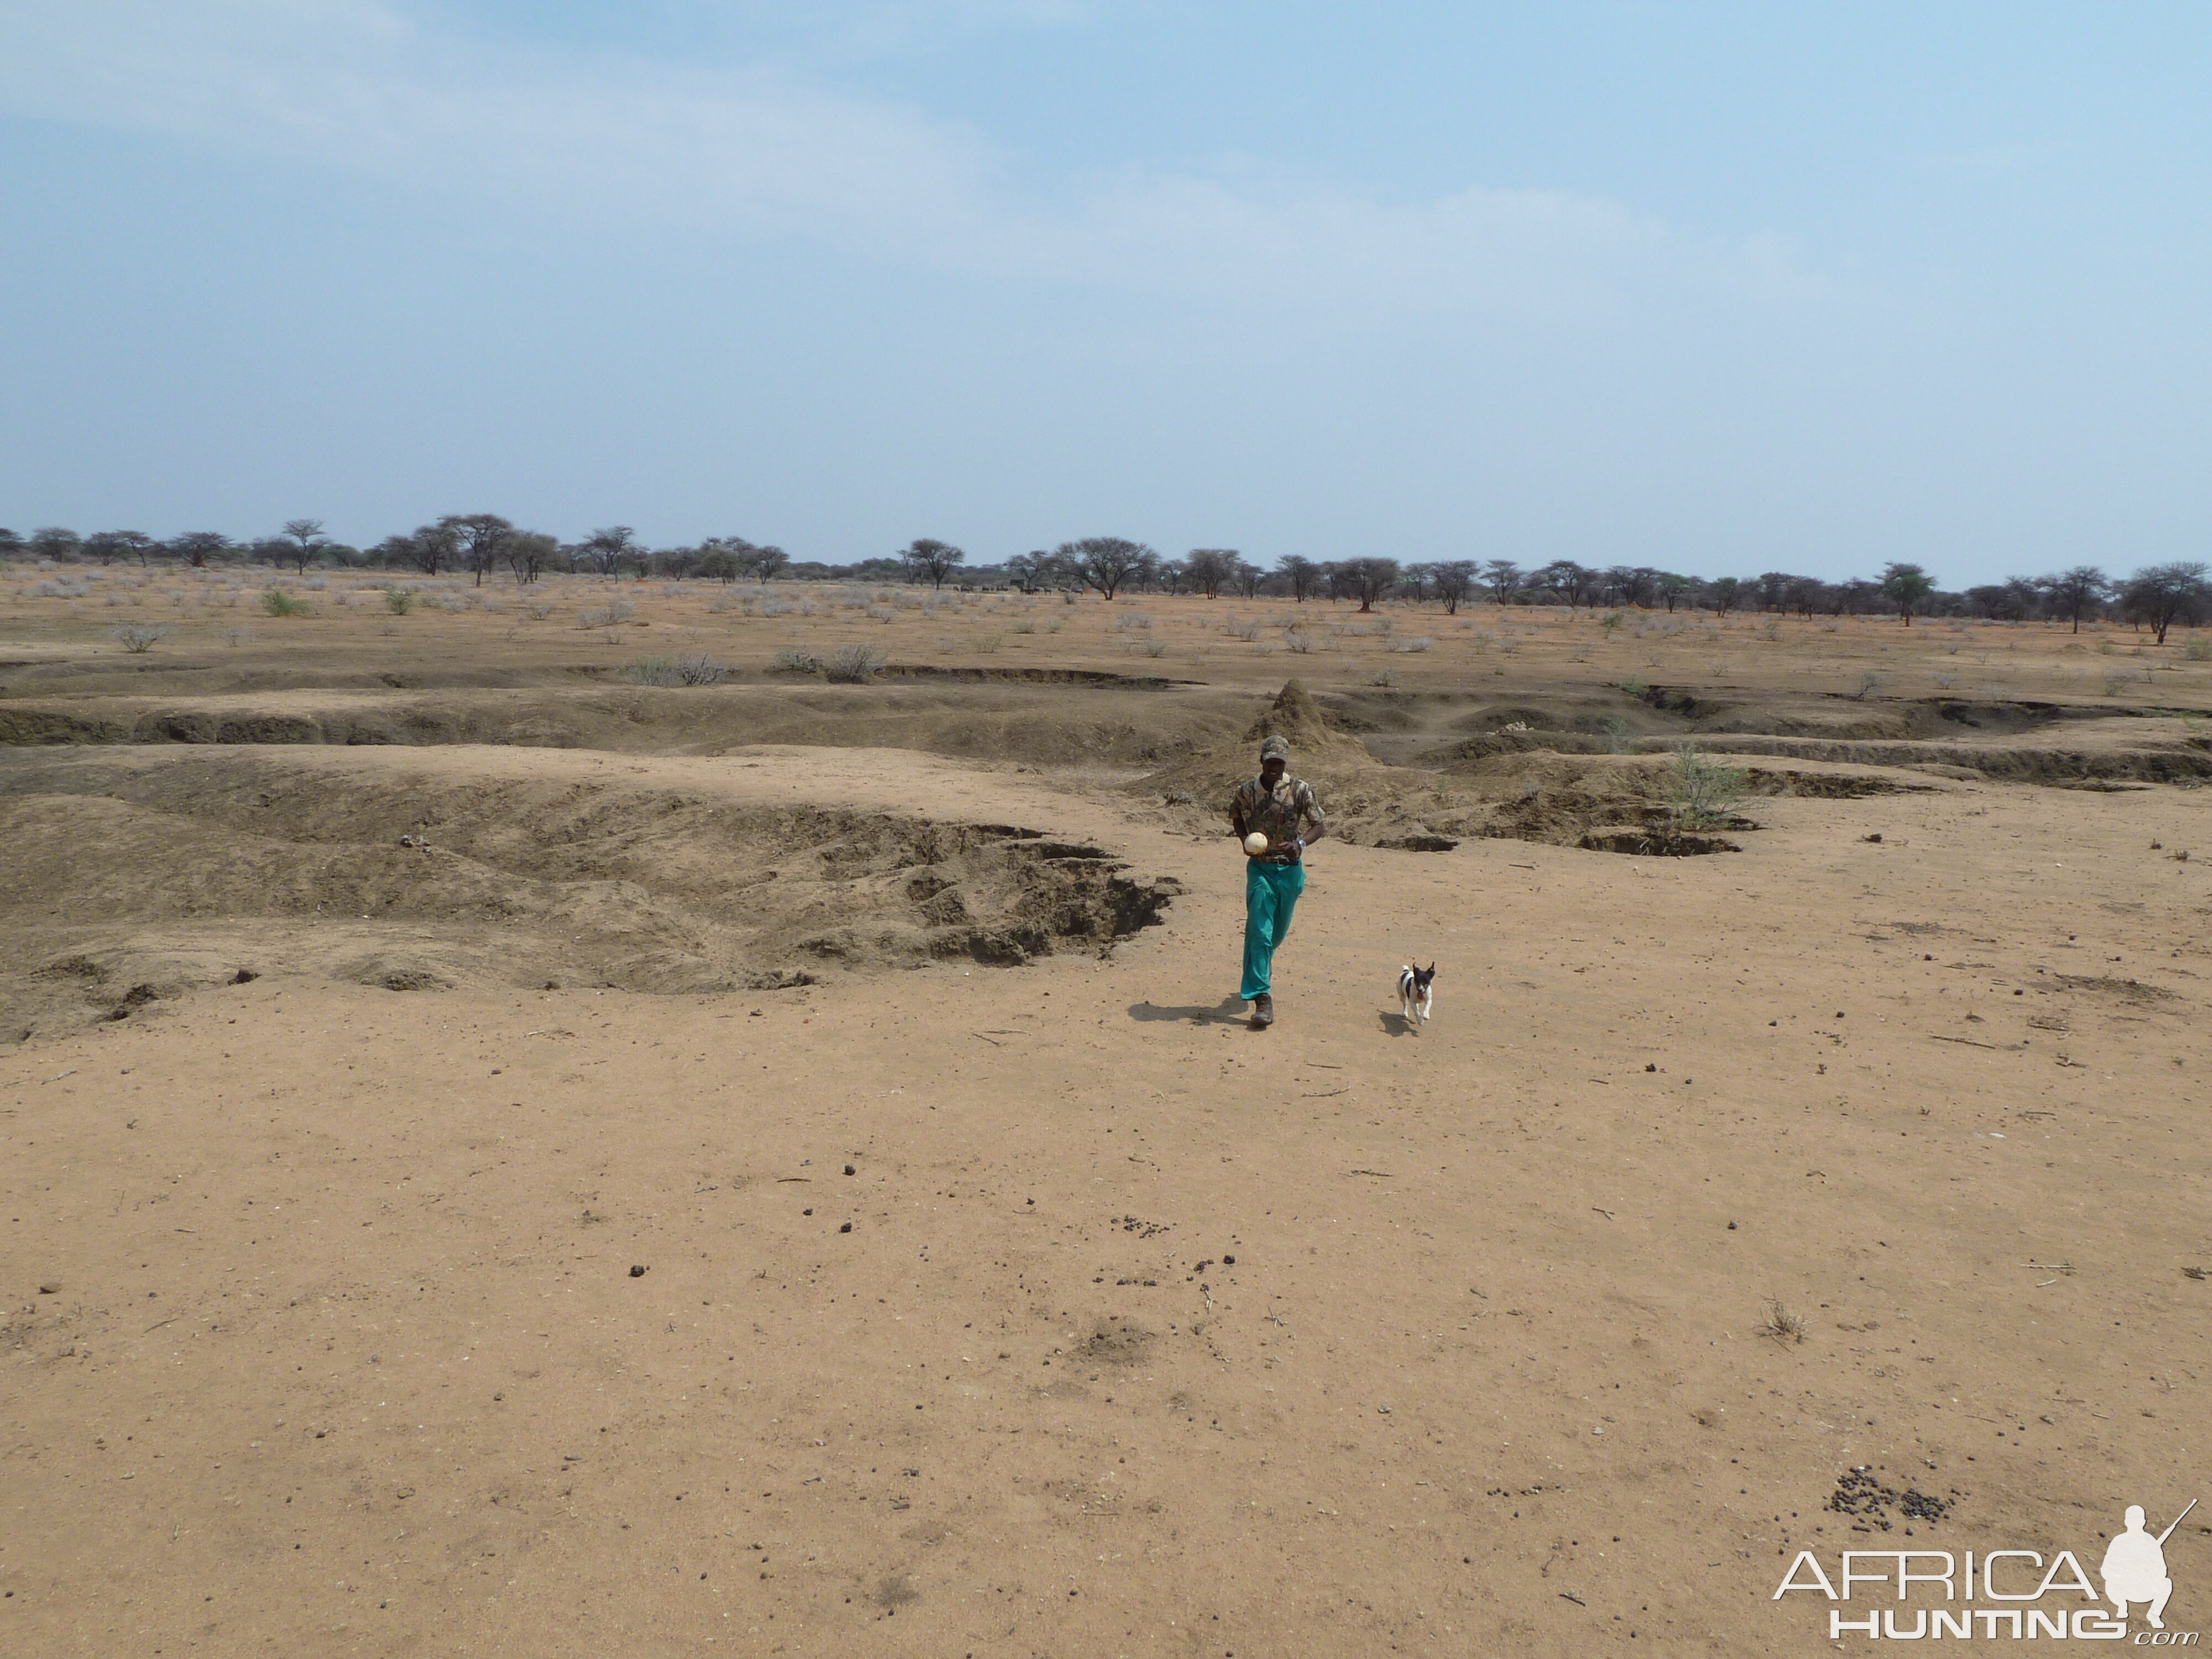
[1240,859,1306,1002]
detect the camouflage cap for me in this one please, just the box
[1259,734,1291,762]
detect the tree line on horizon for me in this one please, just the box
[6,520,2206,644]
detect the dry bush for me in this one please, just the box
[824,642,885,682]
[773,646,822,674]
[108,622,170,654]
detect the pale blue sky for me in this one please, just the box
[2,2,2205,583]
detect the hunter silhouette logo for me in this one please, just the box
[2105,1500,2194,1630]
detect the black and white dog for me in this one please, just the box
[1397,962,1437,1031]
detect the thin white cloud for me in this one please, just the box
[0,0,1840,313]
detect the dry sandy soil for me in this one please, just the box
[4,568,2211,1656]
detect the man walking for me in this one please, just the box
[1230,734,1327,1027]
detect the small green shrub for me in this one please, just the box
[1600,716,1631,753]
[261,587,307,617]
[1666,745,1750,830]
[2183,637,2212,661]
[384,588,415,614]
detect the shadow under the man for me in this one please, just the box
[1128,995,1249,1025]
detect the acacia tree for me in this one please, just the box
[1483,559,1521,605]
[747,544,790,583]
[1232,560,1264,598]
[1431,560,1476,615]
[1182,548,1239,598]
[375,524,460,576]
[1708,576,1743,618]
[437,514,515,587]
[1656,572,1691,613]
[504,531,559,584]
[1058,536,1154,600]
[2037,566,2111,634]
[900,539,966,589]
[1880,562,1935,626]
[1340,556,1401,613]
[575,526,641,577]
[276,518,330,573]
[86,530,153,566]
[169,531,232,568]
[1277,554,1324,602]
[2119,562,2210,646]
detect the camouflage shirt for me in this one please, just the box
[1230,774,1325,864]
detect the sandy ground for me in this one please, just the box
[4,580,2212,1657]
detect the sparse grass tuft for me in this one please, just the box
[1759,1298,1810,1345]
